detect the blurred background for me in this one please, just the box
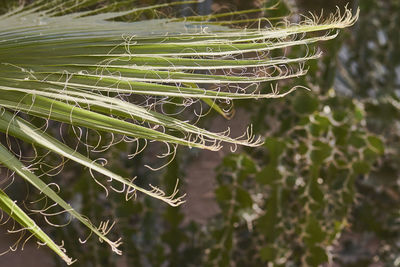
[0,0,399,266]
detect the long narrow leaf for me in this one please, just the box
[0,143,123,258]
[0,189,75,265]
[0,108,185,206]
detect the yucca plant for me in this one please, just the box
[0,0,358,264]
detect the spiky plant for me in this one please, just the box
[0,0,358,264]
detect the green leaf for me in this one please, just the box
[0,143,122,260]
[294,92,319,114]
[256,165,281,185]
[306,245,328,266]
[215,185,232,203]
[260,245,277,262]
[235,187,253,209]
[309,176,324,204]
[349,133,366,148]
[0,108,185,206]
[367,135,384,154]
[305,216,326,244]
[353,160,371,174]
[0,189,74,265]
[0,91,229,150]
[264,137,286,164]
[311,141,332,164]
[333,125,348,146]
[310,115,331,136]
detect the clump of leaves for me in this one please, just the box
[0,0,358,264]
[211,90,383,266]
[334,0,400,264]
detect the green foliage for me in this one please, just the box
[205,0,400,266]
[3,0,338,262]
[334,0,400,265]
[1,0,381,266]
[211,90,383,266]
